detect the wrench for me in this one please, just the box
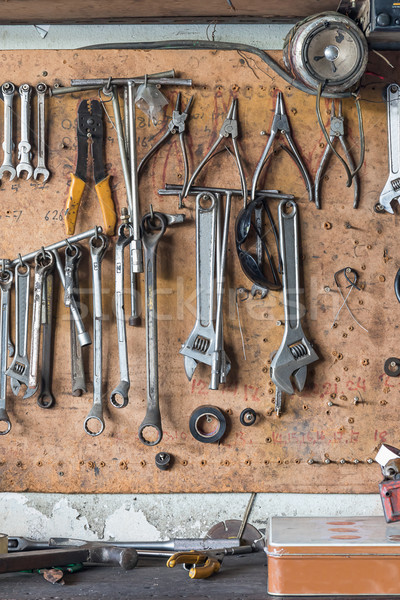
[65,244,86,396]
[180,193,218,382]
[379,84,400,214]
[37,263,55,408]
[110,222,133,408]
[54,250,91,347]
[270,200,318,415]
[28,251,55,391]
[0,269,13,434]
[139,211,185,446]
[33,82,50,183]
[0,82,16,181]
[16,84,33,180]
[250,203,268,299]
[84,233,108,436]
[6,260,36,398]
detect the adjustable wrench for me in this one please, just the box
[180,193,217,380]
[270,200,318,415]
[379,84,400,214]
[84,233,108,436]
[6,260,36,399]
[110,222,133,409]
[0,269,13,434]
[16,84,33,180]
[139,211,185,446]
[33,82,50,183]
[64,244,86,396]
[28,251,55,391]
[0,82,16,181]
[37,263,55,408]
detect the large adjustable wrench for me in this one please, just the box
[16,84,33,180]
[180,193,230,387]
[6,260,36,398]
[139,211,185,446]
[270,200,318,414]
[33,82,50,183]
[28,251,55,391]
[0,82,16,181]
[84,233,108,436]
[110,222,134,409]
[0,268,13,434]
[379,84,400,214]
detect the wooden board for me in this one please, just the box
[0,48,395,494]
[0,1,351,24]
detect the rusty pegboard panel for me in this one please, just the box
[0,49,396,494]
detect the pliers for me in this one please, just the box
[315,100,359,210]
[138,93,193,209]
[166,545,254,579]
[251,92,313,204]
[64,99,116,236]
[183,98,248,204]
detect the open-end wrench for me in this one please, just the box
[64,244,86,396]
[84,233,108,436]
[139,211,185,446]
[110,222,134,409]
[6,260,36,399]
[0,269,13,434]
[180,193,218,382]
[270,200,318,415]
[379,84,400,214]
[33,82,50,183]
[0,82,16,181]
[16,84,33,180]
[37,263,55,408]
[28,251,55,392]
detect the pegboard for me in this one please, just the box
[0,48,396,494]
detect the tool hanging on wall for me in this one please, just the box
[251,92,313,204]
[139,209,185,446]
[376,444,400,523]
[315,101,360,209]
[64,99,116,236]
[270,200,318,416]
[138,93,194,209]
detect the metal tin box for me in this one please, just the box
[267,516,400,596]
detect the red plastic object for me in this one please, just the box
[379,479,400,523]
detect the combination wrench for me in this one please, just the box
[110,222,134,408]
[37,262,55,408]
[28,250,55,392]
[270,200,318,415]
[33,82,50,183]
[139,211,185,446]
[6,260,36,398]
[64,244,86,396]
[0,82,16,181]
[16,84,33,180]
[0,268,13,434]
[84,233,108,436]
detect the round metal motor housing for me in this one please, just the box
[283,12,368,94]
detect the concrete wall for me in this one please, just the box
[0,21,381,543]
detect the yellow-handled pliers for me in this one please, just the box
[166,545,255,579]
[64,99,116,236]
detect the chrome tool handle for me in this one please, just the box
[0,270,13,434]
[196,193,217,328]
[279,200,301,331]
[387,84,400,179]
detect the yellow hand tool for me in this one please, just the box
[166,544,255,579]
[65,99,116,236]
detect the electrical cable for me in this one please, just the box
[79,39,354,99]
